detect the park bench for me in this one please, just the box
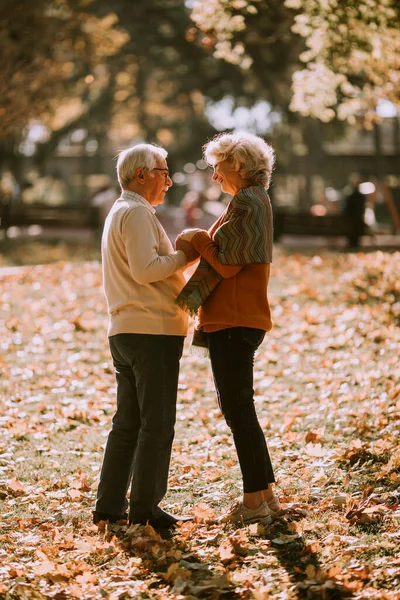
[273,210,371,242]
[0,202,100,234]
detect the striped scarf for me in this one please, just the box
[176,185,273,320]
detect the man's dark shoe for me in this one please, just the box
[130,508,192,530]
[93,511,128,524]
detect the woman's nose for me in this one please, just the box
[212,171,218,181]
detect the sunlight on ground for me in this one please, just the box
[0,247,399,598]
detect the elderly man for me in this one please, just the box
[93,143,198,529]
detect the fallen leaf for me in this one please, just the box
[193,503,216,521]
[305,564,317,579]
[7,478,25,495]
[218,539,235,563]
[35,561,55,575]
[68,489,82,500]
[305,442,327,457]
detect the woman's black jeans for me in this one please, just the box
[207,327,275,493]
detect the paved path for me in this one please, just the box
[0,265,27,278]
[1,226,399,266]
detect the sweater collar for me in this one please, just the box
[120,190,156,214]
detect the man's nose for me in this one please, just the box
[167,176,173,187]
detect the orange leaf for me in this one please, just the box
[305,564,316,579]
[7,478,25,495]
[305,431,320,443]
[218,540,235,563]
[305,443,327,457]
[76,571,97,584]
[193,503,216,521]
[69,583,83,598]
[70,479,83,489]
[34,561,55,575]
[68,489,82,500]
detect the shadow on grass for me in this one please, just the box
[105,519,237,598]
[270,516,354,600]
[100,510,355,600]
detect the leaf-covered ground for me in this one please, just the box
[0,243,399,600]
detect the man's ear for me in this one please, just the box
[135,167,146,184]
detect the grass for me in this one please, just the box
[0,235,101,266]
[0,239,399,599]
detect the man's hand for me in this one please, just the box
[176,238,200,262]
[178,228,205,242]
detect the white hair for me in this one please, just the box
[203,131,275,188]
[116,143,168,189]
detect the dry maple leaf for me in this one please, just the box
[305,430,321,443]
[34,561,55,575]
[68,489,82,500]
[164,562,192,583]
[76,571,98,585]
[6,478,25,495]
[218,539,235,563]
[305,442,327,457]
[304,564,317,580]
[193,502,217,522]
[68,583,83,598]
[345,495,376,524]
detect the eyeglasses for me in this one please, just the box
[137,167,171,181]
[150,167,170,181]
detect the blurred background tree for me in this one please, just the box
[191,0,400,123]
[0,0,248,204]
[0,0,126,164]
[89,0,247,184]
[191,0,400,206]
[0,0,399,222]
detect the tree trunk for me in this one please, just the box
[393,116,400,156]
[301,118,324,210]
[373,122,385,181]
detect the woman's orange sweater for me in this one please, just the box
[191,217,272,333]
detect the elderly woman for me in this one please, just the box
[175,131,280,525]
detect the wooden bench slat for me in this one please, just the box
[274,211,370,239]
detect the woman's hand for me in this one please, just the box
[176,237,200,262]
[178,228,205,242]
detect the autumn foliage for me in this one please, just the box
[0,247,399,599]
[191,0,400,125]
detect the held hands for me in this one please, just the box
[176,237,200,263]
[178,228,204,242]
[175,228,207,263]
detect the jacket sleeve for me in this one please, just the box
[191,231,242,278]
[123,207,188,284]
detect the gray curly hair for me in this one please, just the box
[203,131,275,189]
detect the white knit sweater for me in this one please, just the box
[102,190,189,337]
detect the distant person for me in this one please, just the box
[0,171,20,233]
[343,174,367,248]
[93,143,198,530]
[0,190,11,233]
[180,190,203,227]
[175,132,281,525]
